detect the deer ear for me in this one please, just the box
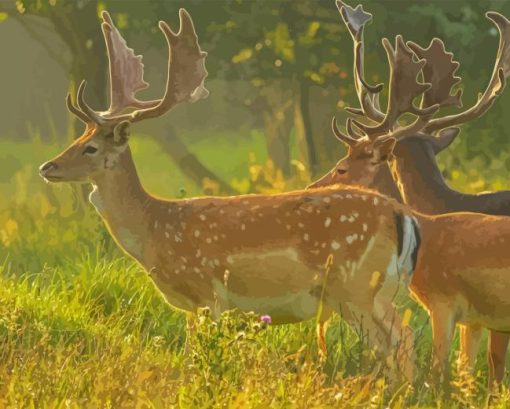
[112,120,131,146]
[372,137,396,163]
[431,127,460,154]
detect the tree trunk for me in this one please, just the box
[49,1,107,110]
[299,80,318,174]
[263,111,291,177]
[293,99,310,166]
[157,126,238,196]
[259,83,294,177]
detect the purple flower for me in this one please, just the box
[260,315,272,324]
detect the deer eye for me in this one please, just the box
[336,168,347,175]
[83,145,98,155]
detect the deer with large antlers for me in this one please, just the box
[311,0,510,388]
[38,8,426,382]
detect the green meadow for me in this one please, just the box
[0,131,509,408]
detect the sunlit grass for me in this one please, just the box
[0,133,509,406]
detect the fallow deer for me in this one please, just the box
[38,8,421,381]
[310,0,510,388]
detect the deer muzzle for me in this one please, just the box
[39,161,61,181]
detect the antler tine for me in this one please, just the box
[110,8,209,123]
[76,81,106,125]
[346,117,365,138]
[424,11,510,133]
[100,10,160,117]
[336,1,384,122]
[66,92,91,124]
[407,38,463,110]
[353,35,439,140]
[332,116,362,147]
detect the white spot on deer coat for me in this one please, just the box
[324,217,331,228]
[331,241,341,250]
[346,234,357,244]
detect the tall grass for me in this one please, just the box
[0,132,509,407]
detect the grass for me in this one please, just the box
[0,131,510,407]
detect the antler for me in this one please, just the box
[422,11,510,133]
[407,38,462,110]
[331,117,364,148]
[101,10,159,115]
[351,35,439,140]
[69,9,208,125]
[336,0,384,122]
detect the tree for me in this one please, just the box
[203,0,353,175]
[0,1,107,111]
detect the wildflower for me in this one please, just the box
[200,306,211,316]
[260,315,272,324]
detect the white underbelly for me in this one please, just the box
[212,278,319,323]
[460,311,510,333]
[457,295,510,333]
[214,247,322,322]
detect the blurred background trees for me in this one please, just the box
[1,0,510,195]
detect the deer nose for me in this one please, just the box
[39,161,57,176]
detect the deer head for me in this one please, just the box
[309,118,396,189]
[39,9,208,183]
[311,1,510,190]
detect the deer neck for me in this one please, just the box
[391,139,456,213]
[89,147,153,261]
[371,163,403,203]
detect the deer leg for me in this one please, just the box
[347,308,392,362]
[334,302,396,375]
[430,306,456,388]
[488,331,509,391]
[372,296,415,383]
[458,324,482,372]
